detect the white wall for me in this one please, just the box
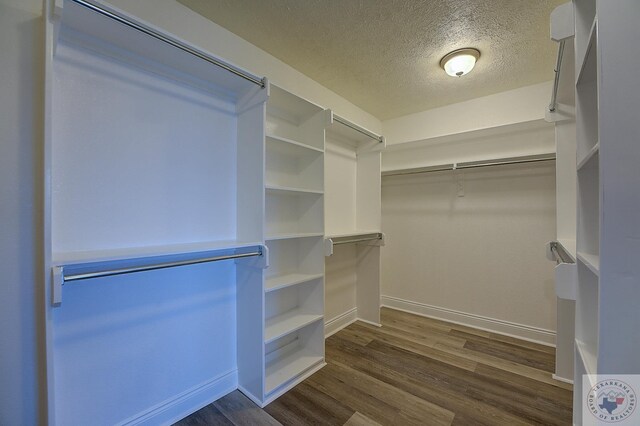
[0,0,44,424]
[381,160,558,344]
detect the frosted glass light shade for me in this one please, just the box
[440,48,481,77]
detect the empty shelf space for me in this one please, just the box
[265,273,325,293]
[265,311,323,343]
[577,252,600,276]
[265,185,324,195]
[265,232,324,241]
[577,142,599,171]
[266,134,323,154]
[265,352,324,395]
[267,85,324,126]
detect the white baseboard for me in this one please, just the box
[381,296,556,347]
[118,370,238,426]
[325,308,358,338]
[552,374,574,385]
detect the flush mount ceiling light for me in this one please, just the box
[440,48,481,77]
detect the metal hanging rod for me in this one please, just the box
[69,0,266,89]
[61,248,263,283]
[550,241,575,265]
[382,154,556,177]
[333,114,384,143]
[331,233,383,246]
[549,40,566,112]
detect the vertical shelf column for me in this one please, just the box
[256,85,327,406]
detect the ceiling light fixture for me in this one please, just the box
[440,48,480,77]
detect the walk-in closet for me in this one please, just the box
[2,0,639,425]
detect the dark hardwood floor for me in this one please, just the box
[176,308,573,425]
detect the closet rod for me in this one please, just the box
[548,40,566,112]
[70,0,266,89]
[382,154,556,177]
[333,114,384,143]
[62,249,263,283]
[332,234,383,246]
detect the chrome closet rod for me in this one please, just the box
[63,249,263,282]
[549,40,566,112]
[70,0,266,88]
[332,235,382,245]
[333,115,384,143]
[382,155,556,177]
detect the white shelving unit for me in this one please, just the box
[323,111,386,334]
[571,1,640,423]
[238,84,326,407]
[44,0,269,424]
[546,2,578,385]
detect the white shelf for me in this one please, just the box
[577,142,599,171]
[265,311,323,344]
[325,230,382,239]
[577,18,598,86]
[52,240,263,266]
[265,352,324,394]
[267,85,324,125]
[265,273,324,293]
[576,339,597,377]
[265,233,324,241]
[265,185,323,195]
[577,252,600,276]
[266,134,323,154]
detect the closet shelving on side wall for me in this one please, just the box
[44,0,268,424]
[324,111,385,334]
[245,84,327,407]
[572,0,640,424]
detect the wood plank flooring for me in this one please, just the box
[175,308,573,426]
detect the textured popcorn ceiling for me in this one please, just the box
[178,0,565,120]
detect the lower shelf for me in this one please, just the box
[265,353,324,395]
[265,320,324,395]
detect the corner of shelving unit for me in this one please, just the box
[236,77,269,115]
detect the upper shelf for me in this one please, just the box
[267,85,324,125]
[56,0,265,102]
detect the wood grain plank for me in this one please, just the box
[344,412,383,426]
[175,403,234,426]
[463,336,556,373]
[325,334,532,426]
[264,381,354,426]
[213,391,282,426]
[343,323,477,371]
[433,342,573,391]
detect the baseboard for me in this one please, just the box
[552,374,574,385]
[381,296,556,347]
[325,307,358,338]
[118,370,238,426]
